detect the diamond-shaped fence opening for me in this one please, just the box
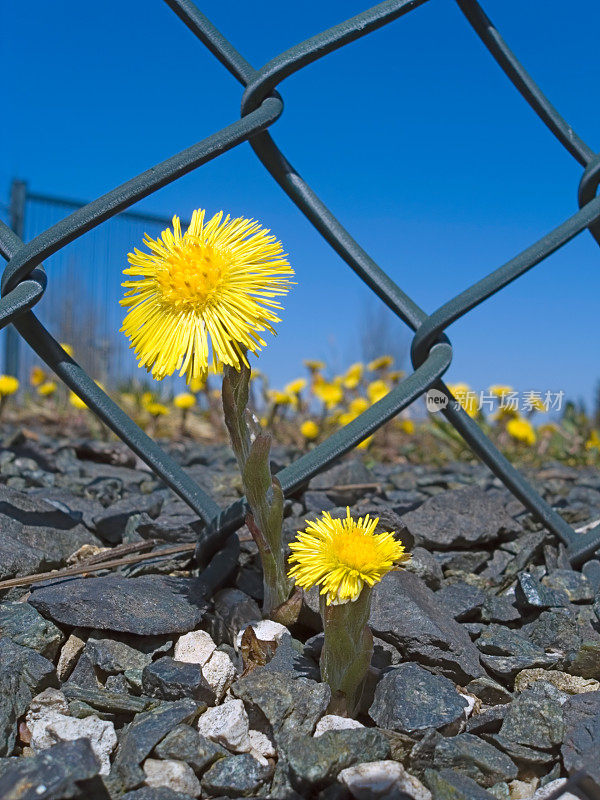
[2,0,600,676]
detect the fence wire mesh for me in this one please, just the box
[1,0,600,752]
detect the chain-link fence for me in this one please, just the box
[2,0,600,674]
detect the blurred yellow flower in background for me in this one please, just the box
[368,355,393,371]
[188,376,206,393]
[367,380,390,405]
[146,402,169,417]
[304,359,325,373]
[300,420,319,440]
[268,390,294,406]
[507,417,536,445]
[349,397,369,416]
[285,378,306,395]
[314,382,343,409]
[69,392,87,410]
[489,384,513,397]
[38,381,57,397]
[357,435,373,450]
[30,366,45,387]
[174,392,196,410]
[585,430,600,450]
[0,376,19,396]
[60,343,74,357]
[398,419,415,434]
[447,383,478,418]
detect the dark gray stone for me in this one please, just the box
[0,739,100,799]
[423,768,497,800]
[64,653,99,690]
[29,575,208,635]
[515,571,570,610]
[154,724,227,774]
[110,698,198,791]
[561,691,600,783]
[136,512,200,543]
[466,705,508,735]
[480,595,520,624]
[432,732,517,787]
[524,608,583,666]
[568,640,600,679]
[464,676,513,705]
[0,638,57,696]
[308,459,376,505]
[284,729,390,788]
[476,624,560,680]
[75,440,138,468]
[93,493,163,542]
[142,657,215,704]
[212,588,261,646]
[499,683,565,750]
[85,636,153,673]
[487,734,557,766]
[369,571,485,683]
[259,634,320,681]
[201,752,271,797]
[400,485,521,550]
[62,685,158,716]
[543,569,594,603]
[0,602,63,659]
[303,491,337,513]
[232,670,330,737]
[369,662,468,735]
[123,787,194,800]
[403,546,443,590]
[434,581,486,621]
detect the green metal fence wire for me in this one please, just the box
[1,0,600,599]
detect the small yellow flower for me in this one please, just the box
[300,420,319,440]
[349,397,369,416]
[343,362,364,389]
[0,376,19,396]
[368,355,393,371]
[367,380,390,405]
[69,392,87,410]
[314,382,343,409]
[585,430,600,451]
[60,343,74,357]
[398,418,415,434]
[489,384,513,397]
[30,366,45,387]
[356,435,373,450]
[121,210,294,383]
[38,381,57,397]
[528,397,547,412]
[304,359,326,373]
[338,411,357,426]
[288,508,410,605]
[268,390,293,406]
[388,370,405,384]
[447,383,478,418]
[146,401,169,417]
[285,378,306,395]
[188,376,206,393]
[173,392,196,410]
[141,391,155,408]
[507,417,536,445]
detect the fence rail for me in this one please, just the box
[1,6,600,790]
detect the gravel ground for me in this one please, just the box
[0,428,598,800]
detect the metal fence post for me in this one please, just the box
[6,180,26,379]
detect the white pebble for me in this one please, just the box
[143,758,201,797]
[458,692,477,718]
[31,712,116,775]
[202,649,236,701]
[197,698,250,752]
[173,629,217,666]
[248,729,276,758]
[314,714,365,737]
[531,779,580,800]
[56,635,85,682]
[235,619,289,650]
[338,761,432,800]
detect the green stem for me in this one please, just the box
[320,588,373,717]
[222,363,291,617]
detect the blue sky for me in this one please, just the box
[3,0,600,410]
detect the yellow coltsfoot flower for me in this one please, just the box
[507,416,536,445]
[288,507,410,606]
[0,375,19,396]
[38,381,57,397]
[289,508,410,715]
[173,392,196,410]
[368,355,393,371]
[121,210,294,384]
[300,419,319,440]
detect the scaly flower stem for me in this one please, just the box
[320,587,373,717]
[222,362,291,617]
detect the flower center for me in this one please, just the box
[155,241,228,309]
[330,531,380,572]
